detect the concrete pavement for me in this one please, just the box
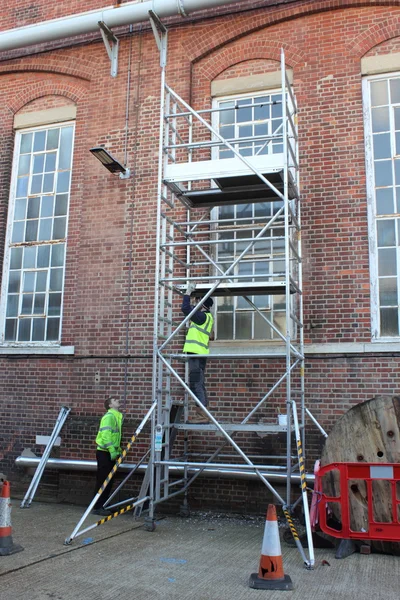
[0,500,398,600]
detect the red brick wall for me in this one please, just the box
[1,0,400,512]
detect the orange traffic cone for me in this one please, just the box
[0,481,24,556]
[249,504,293,590]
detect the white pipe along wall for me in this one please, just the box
[0,0,244,52]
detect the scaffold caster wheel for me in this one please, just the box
[144,517,156,532]
[179,504,190,518]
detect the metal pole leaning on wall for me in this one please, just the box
[291,400,314,568]
[20,406,71,509]
[64,402,156,545]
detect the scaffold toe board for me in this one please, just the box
[177,281,296,297]
[164,154,285,184]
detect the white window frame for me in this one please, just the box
[210,89,287,342]
[0,120,75,348]
[364,72,400,341]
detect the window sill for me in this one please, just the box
[211,340,400,356]
[0,345,74,355]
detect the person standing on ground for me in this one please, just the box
[181,283,214,423]
[92,396,123,516]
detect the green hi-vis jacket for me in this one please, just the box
[95,408,123,460]
[183,312,214,355]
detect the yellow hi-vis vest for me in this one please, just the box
[183,312,214,355]
[95,408,123,460]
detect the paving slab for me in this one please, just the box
[0,500,398,600]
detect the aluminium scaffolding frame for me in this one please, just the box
[148,15,314,568]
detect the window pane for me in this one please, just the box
[20,133,32,154]
[23,272,35,293]
[377,220,395,246]
[41,195,54,217]
[46,318,60,341]
[36,272,47,292]
[380,308,398,336]
[378,248,396,276]
[8,272,21,293]
[33,294,46,314]
[6,295,18,318]
[254,311,271,339]
[23,246,36,268]
[45,152,57,172]
[21,294,33,314]
[37,245,50,268]
[56,171,70,193]
[373,133,391,159]
[10,247,23,270]
[33,154,45,174]
[32,318,46,341]
[25,219,38,242]
[48,293,62,316]
[18,319,31,341]
[14,198,27,220]
[217,313,233,339]
[371,80,388,106]
[59,126,73,170]
[372,107,389,132]
[5,319,17,341]
[254,97,269,121]
[235,312,252,339]
[390,79,400,104]
[42,173,54,193]
[379,278,397,306]
[51,244,65,267]
[376,188,394,215]
[12,221,24,243]
[55,194,68,216]
[50,268,63,291]
[219,102,235,125]
[38,218,52,241]
[31,174,43,194]
[27,197,40,219]
[53,217,66,240]
[18,154,30,176]
[33,130,46,152]
[374,161,392,187]
[47,129,60,150]
[16,177,28,197]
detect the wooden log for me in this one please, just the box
[320,395,400,554]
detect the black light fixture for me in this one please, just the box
[90,147,131,179]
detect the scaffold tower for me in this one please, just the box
[148,16,314,568]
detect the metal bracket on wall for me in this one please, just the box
[149,10,168,68]
[98,21,119,78]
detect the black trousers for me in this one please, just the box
[93,450,115,509]
[188,356,208,407]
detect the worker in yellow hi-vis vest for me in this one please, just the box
[92,396,123,516]
[181,283,214,423]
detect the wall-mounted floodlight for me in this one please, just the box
[90,147,131,179]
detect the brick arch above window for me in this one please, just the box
[194,40,303,85]
[183,0,394,64]
[347,14,400,58]
[8,81,88,115]
[0,56,94,82]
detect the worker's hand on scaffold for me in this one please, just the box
[186,282,196,296]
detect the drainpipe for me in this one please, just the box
[0,0,244,53]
